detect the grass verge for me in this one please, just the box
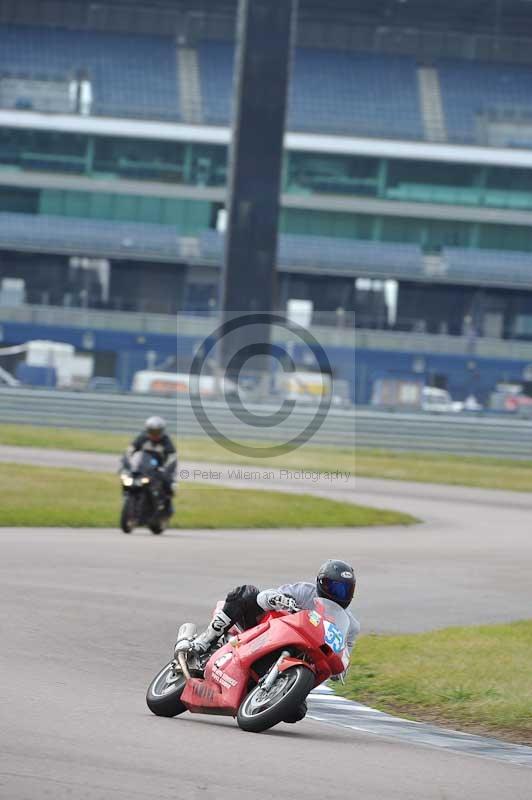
[353,448,532,492]
[335,621,532,745]
[0,424,355,473]
[0,462,415,529]
[3,423,532,491]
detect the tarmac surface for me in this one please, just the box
[1,445,531,799]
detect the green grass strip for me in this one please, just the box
[336,621,532,745]
[0,424,356,473]
[0,462,415,529]
[4,423,532,491]
[353,448,532,492]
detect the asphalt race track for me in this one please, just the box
[1,445,532,799]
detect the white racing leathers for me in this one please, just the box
[256,581,360,670]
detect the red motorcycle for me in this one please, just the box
[146,597,349,732]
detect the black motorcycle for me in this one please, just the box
[119,450,171,535]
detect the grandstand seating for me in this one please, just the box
[197,41,423,139]
[442,247,532,287]
[2,24,532,147]
[4,214,532,289]
[0,213,422,278]
[438,59,532,144]
[3,212,532,292]
[199,229,225,262]
[0,213,182,260]
[0,26,180,120]
[200,229,423,278]
[278,233,423,275]
[289,49,423,139]
[197,41,234,125]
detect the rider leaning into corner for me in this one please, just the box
[176,559,360,723]
[123,416,178,513]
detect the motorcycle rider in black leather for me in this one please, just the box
[123,416,177,513]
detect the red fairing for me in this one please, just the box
[180,605,346,716]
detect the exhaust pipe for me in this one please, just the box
[175,622,197,681]
[177,651,191,681]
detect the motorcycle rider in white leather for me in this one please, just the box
[174,560,360,721]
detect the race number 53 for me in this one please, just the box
[323,621,344,653]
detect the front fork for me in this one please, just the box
[259,650,291,692]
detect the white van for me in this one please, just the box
[421,386,462,413]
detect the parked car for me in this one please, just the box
[490,383,532,417]
[88,376,121,393]
[421,387,463,414]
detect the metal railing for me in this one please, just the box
[0,387,355,450]
[2,386,532,459]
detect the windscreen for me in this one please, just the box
[130,451,158,472]
[313,597,350,655]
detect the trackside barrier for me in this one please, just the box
[1,387,532,458]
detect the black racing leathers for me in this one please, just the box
[220,585,262,631]
[124,432,178,496]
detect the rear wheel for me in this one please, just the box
[237,665,314,733]
[120,495,136,533]
[146,662,188,717]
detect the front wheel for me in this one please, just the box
[149,516,167,535]
[120,495,137,533]
[237,665,314,733]
[146,662,188,717]
[149,523,164,535]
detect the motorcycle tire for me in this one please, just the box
[237,665,314,733]
[149,522,164,534]
[146,662,188,717]
[148,514,166,534]
[120,495,136,533]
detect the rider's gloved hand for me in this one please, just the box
[189,638,211,654]
[267,593,300,613]
[174,636,211,658]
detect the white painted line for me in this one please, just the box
[307,687,532,767]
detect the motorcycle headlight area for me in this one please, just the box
[120,473,133,486]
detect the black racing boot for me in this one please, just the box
[283,700,307,724]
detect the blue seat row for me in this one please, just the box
[0,213,182,259]
[3,213,532,286]
[198,41,423,140]
[1,25,532,144]
[443,247,532,285]
[438,59,532,145]
[199,230,423,277]
[0,213,423,277]
[198,41,532,145]
[0,25,180,120]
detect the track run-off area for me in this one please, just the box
[1,445,531,799]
